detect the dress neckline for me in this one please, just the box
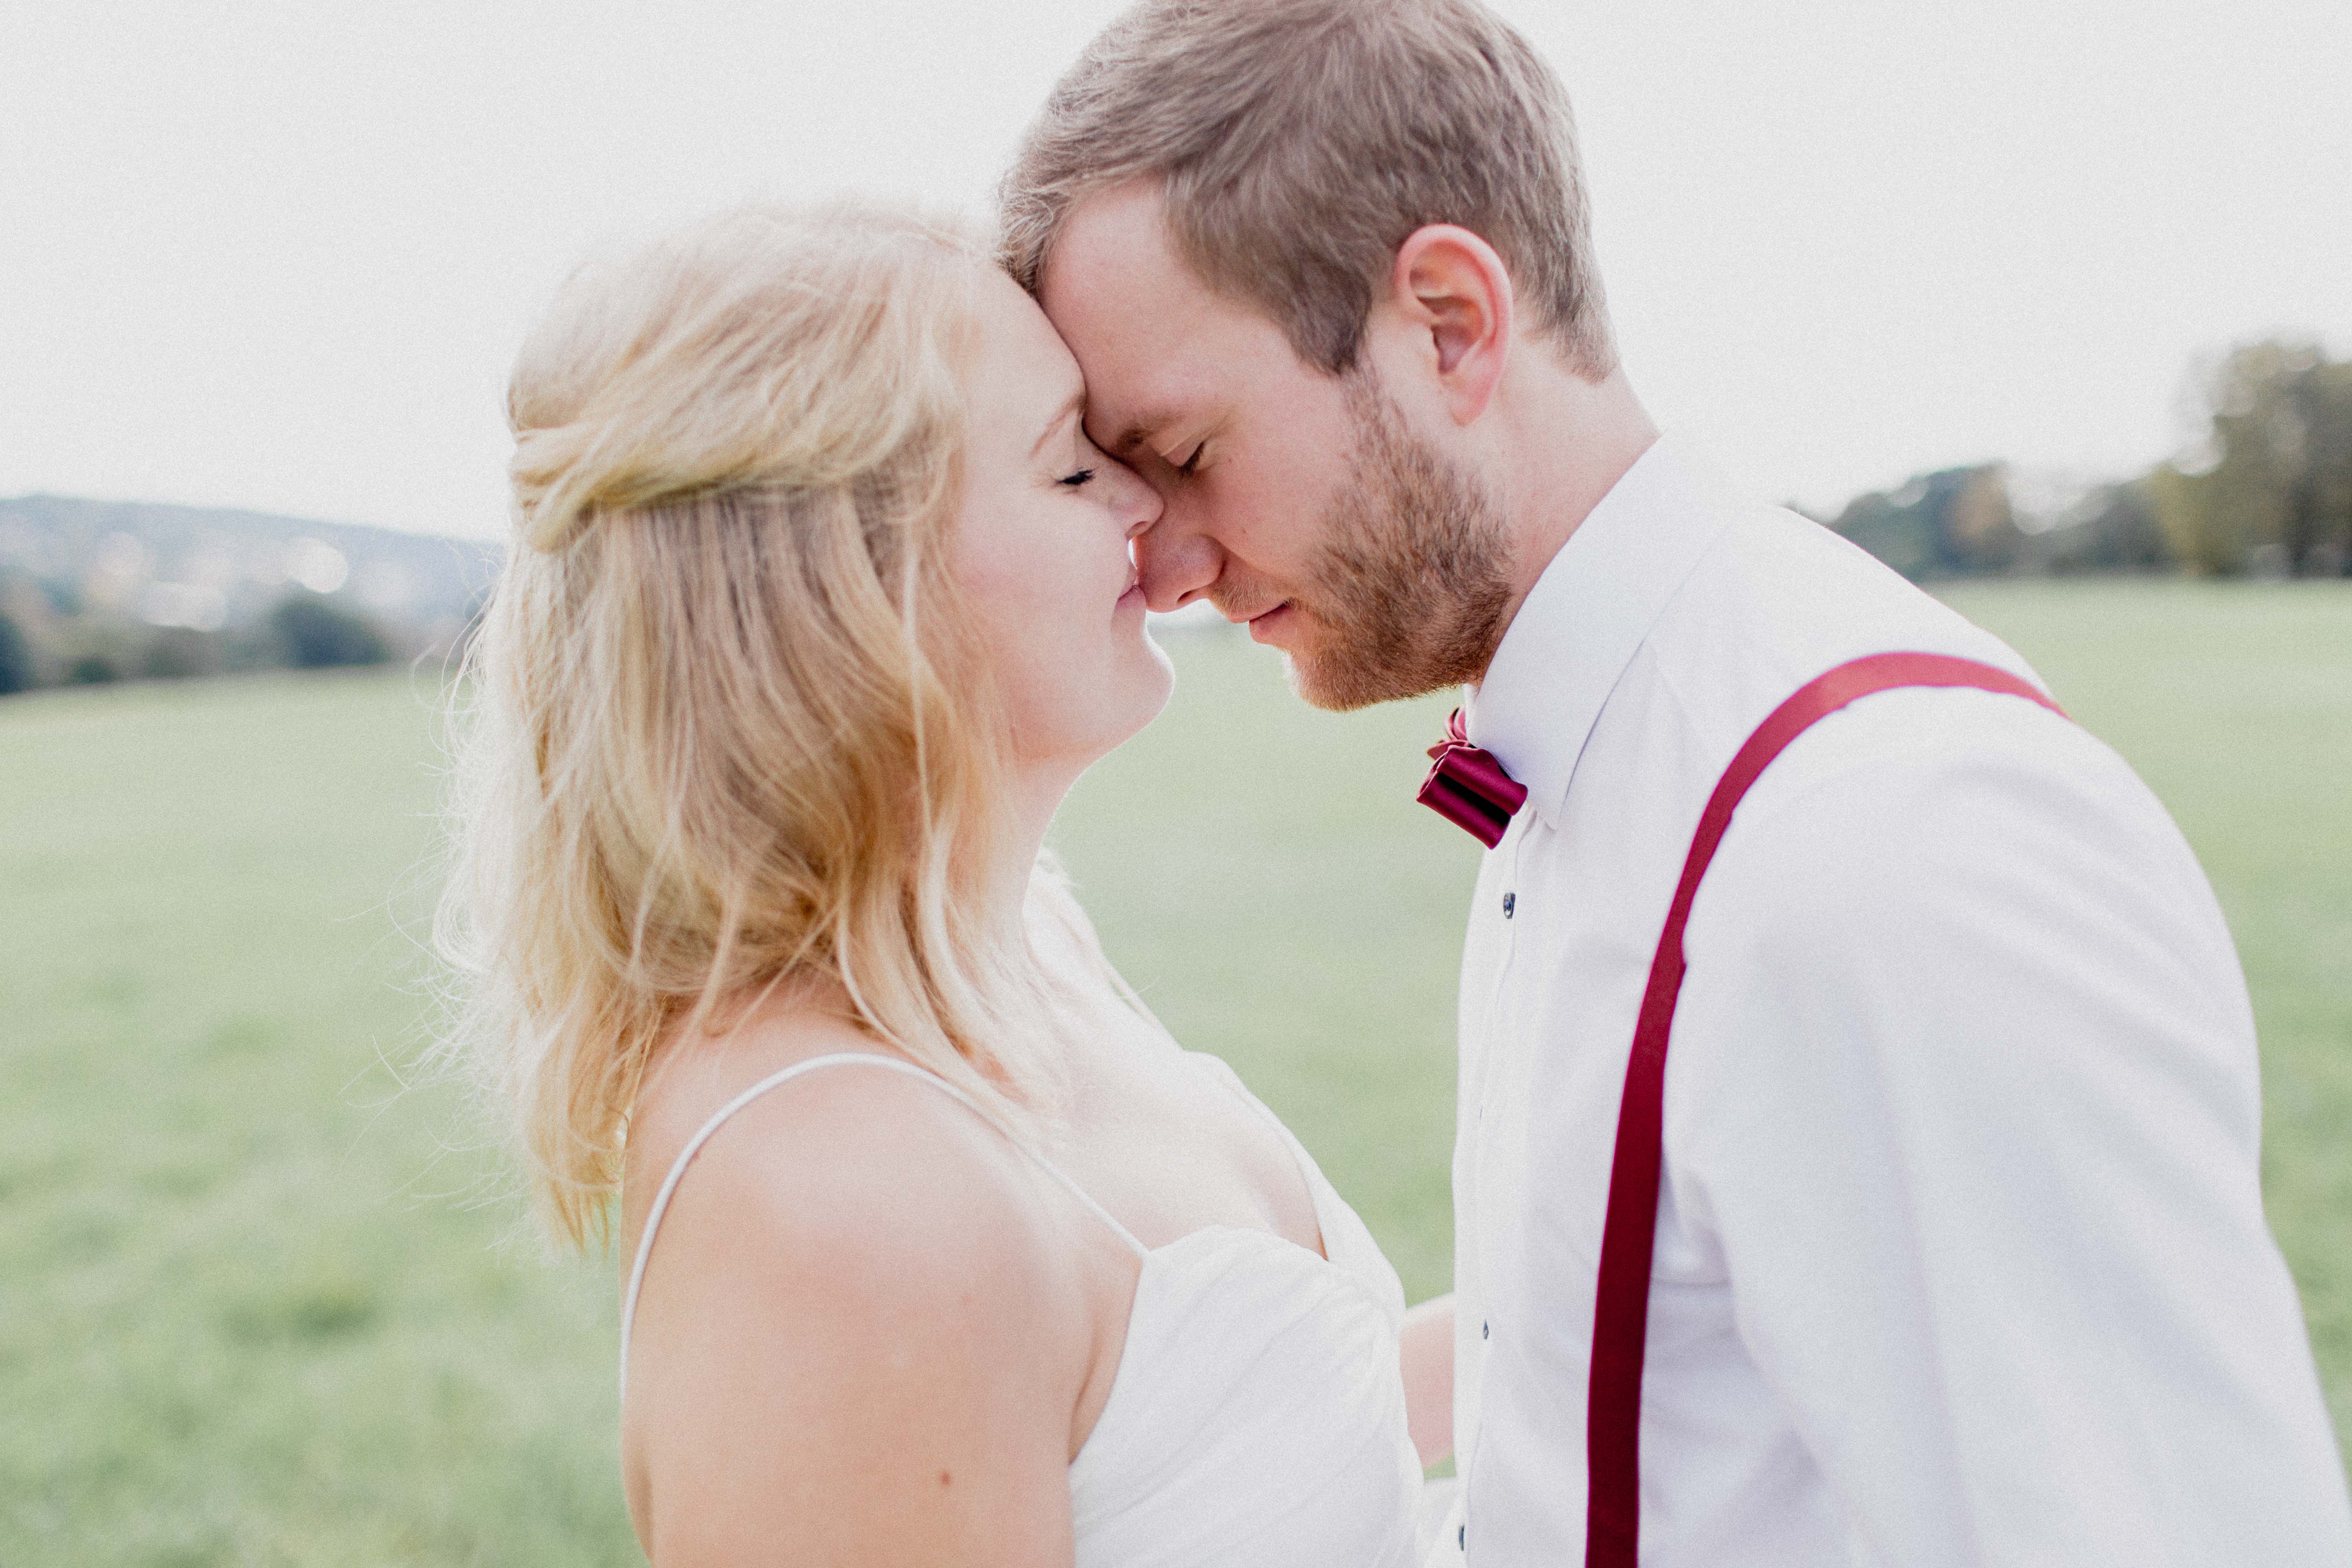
[1070,1221,1384,1477]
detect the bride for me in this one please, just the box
[440,202,1452,1562]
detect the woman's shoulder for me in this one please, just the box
[624,1015,1072,1297]
[619,1013,1104,1554]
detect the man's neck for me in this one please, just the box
[1479,366,1658,681]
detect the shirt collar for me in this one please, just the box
[1464,433,1742,826]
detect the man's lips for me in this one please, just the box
[1211,594,1284,625]
[1245,602,1298,646]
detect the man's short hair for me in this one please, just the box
[999,0,1616,380]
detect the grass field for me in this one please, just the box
[1,579,2345,1562]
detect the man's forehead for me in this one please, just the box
[1045,294,1198,455]
[1063,309,1218,454]
[1038,183,1313,457]
[1039,187,1209,419]
[1042,180,1191,303]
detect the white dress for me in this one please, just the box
[620,1049,1440,1565]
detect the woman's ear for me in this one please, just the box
[1386,225,1515,425]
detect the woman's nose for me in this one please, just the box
[1114,459,1164,536]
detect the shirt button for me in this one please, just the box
[1501,891,1515,918]
[1482,1319,1490,1339]
[1458,1524,1466,1550]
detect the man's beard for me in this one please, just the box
[1234,372,1513,712]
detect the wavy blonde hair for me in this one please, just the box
[438,202,1074,1248]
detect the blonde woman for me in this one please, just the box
[440,204,1450,1564]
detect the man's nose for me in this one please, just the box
[1133,520,1221,615]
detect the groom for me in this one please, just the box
[1003,0,2352,1563]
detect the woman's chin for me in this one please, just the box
[1106,639,1177,753]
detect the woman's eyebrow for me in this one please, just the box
[1029,389,1085,461]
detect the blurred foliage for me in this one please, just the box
[2150,341,2352,578]
[2031,483,2172,575]
[0,494,494,699]
[1829,338,2351,584]
[0,585,395,699]
[141,627,225,682]
[1827,463,2022,579]
[0,610,32,695]
[268,594,392,670]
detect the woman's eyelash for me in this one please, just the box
[1058,467,1096,488]
[1176,445,1203,477]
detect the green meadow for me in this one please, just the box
[1,580,2345,1562]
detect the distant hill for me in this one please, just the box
[0,494,502,637]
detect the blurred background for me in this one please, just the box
[2,1,2346,1559]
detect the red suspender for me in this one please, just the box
[1582,653,2066,1567]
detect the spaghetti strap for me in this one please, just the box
[619,1051,1147,1405]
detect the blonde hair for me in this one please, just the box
[438,202,1069,1249]
[999,0,1615,379]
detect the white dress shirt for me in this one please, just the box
[1435,436,2352,1565]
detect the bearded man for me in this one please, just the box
[1000,1,2352,1563]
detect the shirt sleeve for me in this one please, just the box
[1667,695,2352,1566]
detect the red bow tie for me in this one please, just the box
[1417,709,1527,848]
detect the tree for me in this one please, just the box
[2031,482,2173,574]
[141,627,223,680]
[2155,341,2352,576]
[269,593,392,669]
[1827,463,2023,580]
[0,610,33,695]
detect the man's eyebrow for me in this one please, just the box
[1029,388,1085,462]
[1107,414,1177,459]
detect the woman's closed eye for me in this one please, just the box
[1058,467,1097,488]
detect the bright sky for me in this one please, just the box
[4,1,2345,539]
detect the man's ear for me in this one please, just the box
[1386,225,1514,425]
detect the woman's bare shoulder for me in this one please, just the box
[624,1011,1071,1309]
[626,1009,899,1195]
[621,1013,1096,1559]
